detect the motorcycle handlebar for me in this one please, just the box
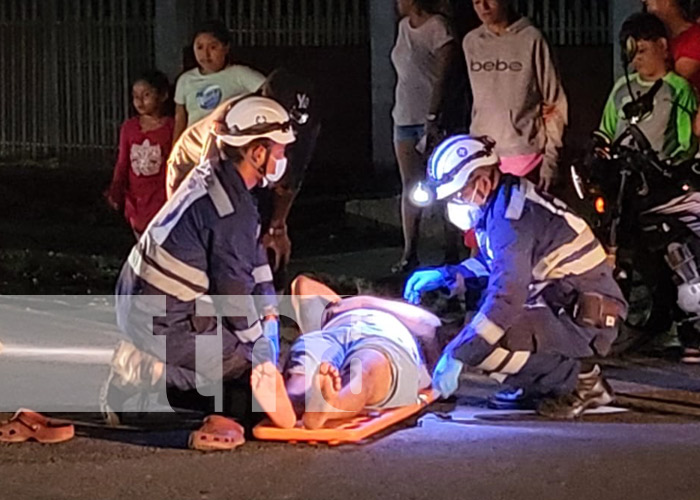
[608,124,672,179]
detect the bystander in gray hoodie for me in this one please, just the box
[463,16,567,180]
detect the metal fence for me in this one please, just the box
[193,0,368,47]
[0,0,154,158]
[1,0,612,160]
[517,0,610,46]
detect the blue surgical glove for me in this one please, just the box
[403,269,446,305]
[261,317,280,366]
[432,352,464,399]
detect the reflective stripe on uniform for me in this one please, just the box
[547,245,607,279]
[489,372,508,383]
[476,347,509,372]
[472,312,505,345]
[207,169,235,217]
[252,265,274,284]
[462,257,490,277]
[525,182,609,281]
[145,240,209,290]
[127,246,203,302]
[149,166,209,246]
[500,351,530,374]
[532,228,597,281]
[525,185,589,234]
[478,348,530,375]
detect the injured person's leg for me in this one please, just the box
[259,274,433,430]
[302,348,394,430]
[251,361,297,429]
[252,348,395,430]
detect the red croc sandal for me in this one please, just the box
[188,415,245,452]
[0,409,75,444]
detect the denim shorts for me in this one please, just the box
[393,124,425,142]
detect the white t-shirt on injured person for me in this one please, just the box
[323,308,423,367]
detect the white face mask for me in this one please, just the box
[445,179,489,231]
[446,200,483,232]
[266,156,288,183]
[258,152,288,188]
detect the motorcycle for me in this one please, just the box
[570,77,700,354]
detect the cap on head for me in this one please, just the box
[218,95,296,148]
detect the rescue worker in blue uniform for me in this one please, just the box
[404,135,627,419]
[101,95,296,426]
[166,69,321,291]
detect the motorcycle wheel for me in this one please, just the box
[610,266,675,356]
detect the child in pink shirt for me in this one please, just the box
[107,70,174,237]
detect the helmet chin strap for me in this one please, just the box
[254,146,272,179]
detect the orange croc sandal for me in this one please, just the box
[188,415,245,451]
[0,409,75,444]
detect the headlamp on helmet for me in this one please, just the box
[409,181,436,207]
[409,135,499,208]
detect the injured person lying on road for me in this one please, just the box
[251,275,443,429]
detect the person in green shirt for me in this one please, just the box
[600,12,698,163]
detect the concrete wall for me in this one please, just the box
[611,1,642,80]
[369,1,398,173]
[154,0,194,82]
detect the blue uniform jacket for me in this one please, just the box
[115,155,276,359]
[441,177,626,364]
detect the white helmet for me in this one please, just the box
[427,135,499,200]
[217,95,296,148]
[411,135,499,206]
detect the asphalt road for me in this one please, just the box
[1,408,700,500]
[2,296,700,500]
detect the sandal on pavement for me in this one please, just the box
[188,415,245,452]
[0,409,75,444]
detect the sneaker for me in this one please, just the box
[99,341,161,426]
[537,365,614,420]
[99,367,135,427]
[487,387,540,410]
